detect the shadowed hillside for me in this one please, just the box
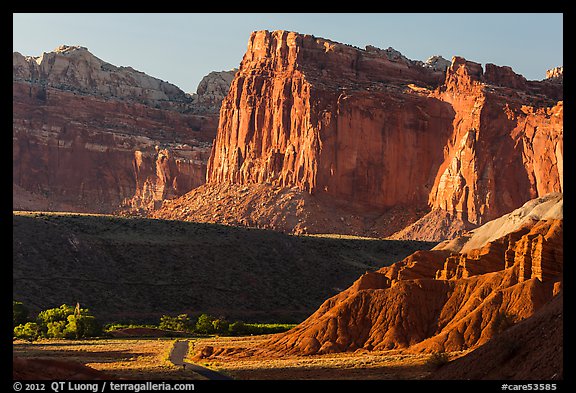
[13,212,436,323]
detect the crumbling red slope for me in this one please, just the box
[155,30,563,240]
[266,193,562,355]
[431,291,562,380]
[194,193,562,363]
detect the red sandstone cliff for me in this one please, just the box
[207,30,450,211]
[155,30,563,240]
[398,59,563,239]
[13,47,231,213]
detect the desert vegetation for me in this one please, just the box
[13,211,436,324]
[13,302,100,341]
[13,300,294,341]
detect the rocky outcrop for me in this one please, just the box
[545,66,563,81]
[193,194,562,358]
[13,46,230,213]
[412,55,451,72]
[433,192,562,254]
[266,194,562,355]
[425,55,451,71]
[13,46,190,108]
[189,69,237,113]
[207,30,450,212]
[155,30,563,240]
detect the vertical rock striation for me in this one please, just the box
[207,30,452,214]
[160,30,562,240]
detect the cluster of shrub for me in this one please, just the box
[13,301,295,341]
[153,313,294,336]
[13,301,100,341]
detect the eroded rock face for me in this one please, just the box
[275,194,561,355]
[394,58,563,240]
[13,46,228,213]
[192,194,561,358]
[546,66,563,81]
[13,46,189,108]
[207,30,450,214]
[157,30,563,240]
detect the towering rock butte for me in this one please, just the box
[13,46,233,213]
[194,193,562,363]
[207,30,451,211]
[156,30,563,240]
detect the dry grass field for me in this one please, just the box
[187,335,469,380]
[13,338,208,380]
[13,336,471,380]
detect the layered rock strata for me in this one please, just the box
[13,46,228,213]
[207,30,451,212]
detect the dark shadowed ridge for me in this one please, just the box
[13,211,436,324]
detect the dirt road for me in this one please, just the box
[169,340,234,380]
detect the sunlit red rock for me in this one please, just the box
[157,30,563,240]
[191,194,562,359]
[256,193,562,355]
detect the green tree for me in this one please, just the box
[13,301,29,328]
[37,304,76,325]
[64,315,101,339]
[228,321,247,336]
[14,322,42,341]
[37,304,100,339]
[195,313,215,334]
[46,321,67,338]
[159,314,192,332]
[212,318,230,334]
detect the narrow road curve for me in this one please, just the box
[169,340,234,380]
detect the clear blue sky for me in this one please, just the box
[13,13,563,94]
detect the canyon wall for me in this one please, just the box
[424,59,562,229]
[207,30,451,212]
[13,46,233,213]
[15,33,563,240]
[165,30,562,239]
